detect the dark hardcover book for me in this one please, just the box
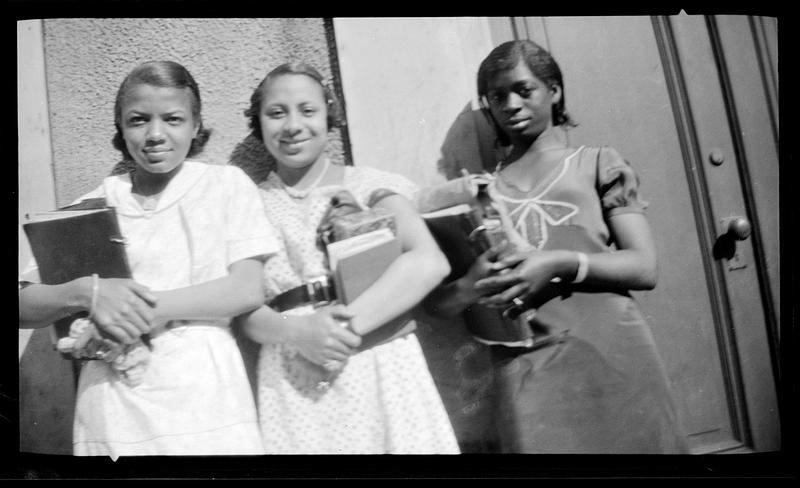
[422,204,533,344]
[23,202,131,352]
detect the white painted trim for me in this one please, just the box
[18,19,57,360]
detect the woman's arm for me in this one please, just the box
[152,257,267,321]
[20,257,268,344]
[423,242,508,317]
[19,278,93,328]
[240,194,450,363]
[19,277,157,344]
[345,194,451,335]
[591,211,658,289]
[475,212,658,307]
[238,303,362,365]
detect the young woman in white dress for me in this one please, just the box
[238,62,460,454]
[19,60,278,457]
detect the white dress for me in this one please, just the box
[26,161,280,458]
[255,164,460,454]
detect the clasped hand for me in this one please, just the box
[90,277,158,345]
[291,304,362,370]
[472,247,562,308]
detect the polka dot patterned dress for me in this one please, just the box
[255,163,459,454]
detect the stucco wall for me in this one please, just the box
[42,18,339,206]
[20,17,341,455]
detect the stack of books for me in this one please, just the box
[323,205,415,352]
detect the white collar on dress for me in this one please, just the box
[104,160,209,217]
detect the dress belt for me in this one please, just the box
[149,318,230,338]
[268,276,337,312]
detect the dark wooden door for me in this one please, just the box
[488,15,780,453]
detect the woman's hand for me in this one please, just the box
[474,249,576,308]
[288,304,362,368]
[91,278,158,345]
[422,241,516,317]
[459,241,515,301]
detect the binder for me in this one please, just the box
[23,200,131,352]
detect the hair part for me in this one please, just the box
[477,40,576,146]
[112,60,211,160]
[244,62,343,142]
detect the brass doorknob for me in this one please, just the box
[726,216,752,240]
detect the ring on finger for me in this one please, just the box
[512,297,525,308]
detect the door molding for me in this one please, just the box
[651,15,752,451]
[705,15,783,446]
[705,16,781,389]
[323,18,353,167]
[749,17,779,147]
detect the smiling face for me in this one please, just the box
[486,61,562,147]
[258,73,329,171]
[119,84,199,177]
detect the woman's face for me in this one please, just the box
[486,61,561,146]
[258,74,329,171]
[120,84,198,176]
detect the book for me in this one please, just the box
[327,228,399,303]
[422,204,534,345]
[325,222,415,352]
[422,204,500,280]
[328,206,396,243]
[23,202,131,355]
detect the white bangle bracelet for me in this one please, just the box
[572,252,589,284]
[88,273,99,319]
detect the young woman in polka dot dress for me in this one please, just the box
[238,62,460,454]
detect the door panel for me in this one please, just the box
[714,16,780,337]
[667,14,780,452]
[509,15,780,453]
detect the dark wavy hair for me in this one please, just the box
[112,60,211,160]
[244,62,343,141]
[477,40,576,146]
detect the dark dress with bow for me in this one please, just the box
[487,146,688,453]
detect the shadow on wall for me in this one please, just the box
[412,102,505,453]
[435,102,499,179]
[19,329,77,455]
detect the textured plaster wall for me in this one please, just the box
[25,17,339,455]
[43,18,341,206]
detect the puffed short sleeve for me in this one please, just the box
[224,165,281,265]
[595,146,649,217]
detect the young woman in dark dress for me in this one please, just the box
[428,40,689,453]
